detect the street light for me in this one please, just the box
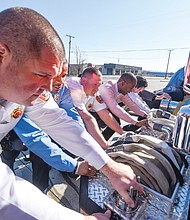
[164,49,173,79]
[66,34,75,76]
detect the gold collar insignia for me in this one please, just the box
[11,106,24,119]
[88,103,93,108]
[38,92,50,102]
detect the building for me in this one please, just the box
[69,63,173,77]
[69,63,142,76]
[100,63,142,75]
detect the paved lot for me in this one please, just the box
[103,75,169,92]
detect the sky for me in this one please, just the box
[1,0,190,73]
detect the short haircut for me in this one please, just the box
[118,72,137,84]
[0,7,65,64]
[81,67,102,79]
[136,76,148,88]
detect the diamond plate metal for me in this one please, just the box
[87,157,190,220]
[88,173,114,208]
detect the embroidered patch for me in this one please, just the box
[11,106,24,119]
[38,92,50,102]
[54,94,60,101]
[88,103,93,109]
[96,95,104,104]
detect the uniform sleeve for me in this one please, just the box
[13,114,77,172]
[24,93,109,170]
[57,87,84,128]
[66,78,86,110]
[121,93,149,116]
[0,160,85,220]
[92,95,107,112]
[58,86,74,110]
[164,67,185,91]
[184,58,190,84]
[99,84,137,125]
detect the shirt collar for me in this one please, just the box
[0,99,7,106]
[115,82,119,95]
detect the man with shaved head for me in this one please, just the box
[0,7,143,219]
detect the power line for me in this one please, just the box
[81,47,189,53]
[83,54,163,60]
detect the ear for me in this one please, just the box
[121,80,125,86]
[0,42,11,66]
[81,76,86,85]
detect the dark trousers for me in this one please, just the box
[90,110,121,141]
[139,90,161,109]
[122,115,145,132]
[1,150,20,171]
[29,152,50,192]
[1,150,50,192]
[91,108,143,140]
[1,130,50,192]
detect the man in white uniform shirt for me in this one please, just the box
[67,67,125,148]
[0,7,143,220]
[128,76,150,115]
[99,72,148,130]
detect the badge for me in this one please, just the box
[54,94,60,101]
[38,92,50,102]
[11,106,24,119]
[88,103,93,109]
[96,95,104,104]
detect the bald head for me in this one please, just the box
[0,7,65,105]
[0,7,65,64]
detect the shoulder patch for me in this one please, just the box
[11,106,24,119]
[53,93,60,101]
[88,103,93,109]
[96,95,104,104]
[38,92,50,102]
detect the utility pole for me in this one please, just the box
[66,34,75,76]
[164,49,173,79]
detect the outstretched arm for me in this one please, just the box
[97,108,125,135]
[14,114,77,173]
[100,159,143,207]
[25,94,143,207]
[77,108,109,149]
